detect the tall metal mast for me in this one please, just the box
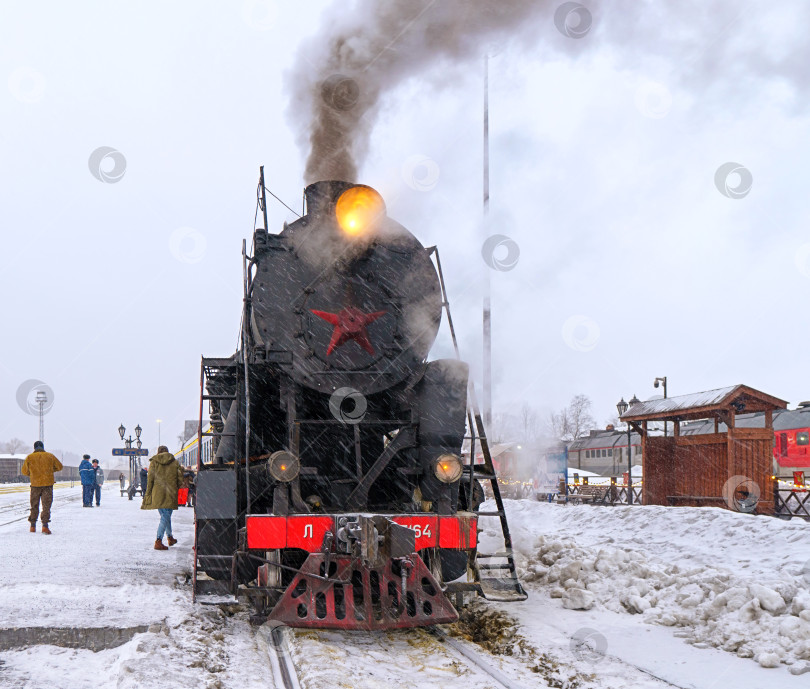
[483,56,492,428]
[259,165,269,230]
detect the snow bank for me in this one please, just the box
[479,500,810,670]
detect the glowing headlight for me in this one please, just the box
[434,454,463,483]
[268,450,299,482]
[335,185,386,236]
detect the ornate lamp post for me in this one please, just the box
[616,395,640,505]
[118,423,144,499]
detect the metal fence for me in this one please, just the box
[562,483,643,506]
[554,482,810,520]
[774,488,810,520]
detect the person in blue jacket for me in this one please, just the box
[79,454,97,507]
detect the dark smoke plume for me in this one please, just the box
[287,0,810,183]
[288,0,572,183]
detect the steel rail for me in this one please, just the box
[0,491,83,528]
[261,624,301,689]
[427,626,529,689]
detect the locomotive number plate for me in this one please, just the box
[392,516,438,550]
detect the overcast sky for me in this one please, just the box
[2,1,809,463]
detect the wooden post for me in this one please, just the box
[727,408,736,483]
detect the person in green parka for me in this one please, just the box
[141,445,184,550]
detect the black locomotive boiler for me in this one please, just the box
[194,178,486,629]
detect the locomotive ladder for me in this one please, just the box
[193,356,243,604]
[431,248,527,602]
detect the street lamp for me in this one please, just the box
[654,377,668,437]
[135,424,142,440]
[616,395,640,505]
[118,424,126,440]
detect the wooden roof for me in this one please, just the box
[620,384,787,423]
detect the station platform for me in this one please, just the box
[0,483,194,630]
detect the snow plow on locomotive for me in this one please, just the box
[193,173,526,629]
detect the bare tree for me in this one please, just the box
[547,395,596,442]
[3,438,26,454]
[567,394,596,440]
[519,403,539,443]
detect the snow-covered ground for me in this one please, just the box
[478,499,810,683]
[1,484,809,688]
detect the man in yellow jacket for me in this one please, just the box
[21,440,63,535]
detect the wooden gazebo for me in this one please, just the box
[620,385,787,514]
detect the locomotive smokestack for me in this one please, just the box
[304,181,356,216]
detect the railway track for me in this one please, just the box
[262,622,534,689]
[0,481,75,496]
[0,484,82,528]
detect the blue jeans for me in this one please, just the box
[93,485,101,505]
[156,508,174,540]
[82,484,94,506]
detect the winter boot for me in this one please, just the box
[154,539,168,550]
[41,525,52,535]
[29,524,36,533]
[167,536,177,546]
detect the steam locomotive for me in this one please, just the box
[194,178,485,629]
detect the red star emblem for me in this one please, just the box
[311,306,387,355]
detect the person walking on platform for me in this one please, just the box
[141,445,184,550]
[183,470,196,508]
[79,454,96,507]
[119,472,125,495]
[92,459,104,506]
[139,462,148,497]
[21,441,63,534]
